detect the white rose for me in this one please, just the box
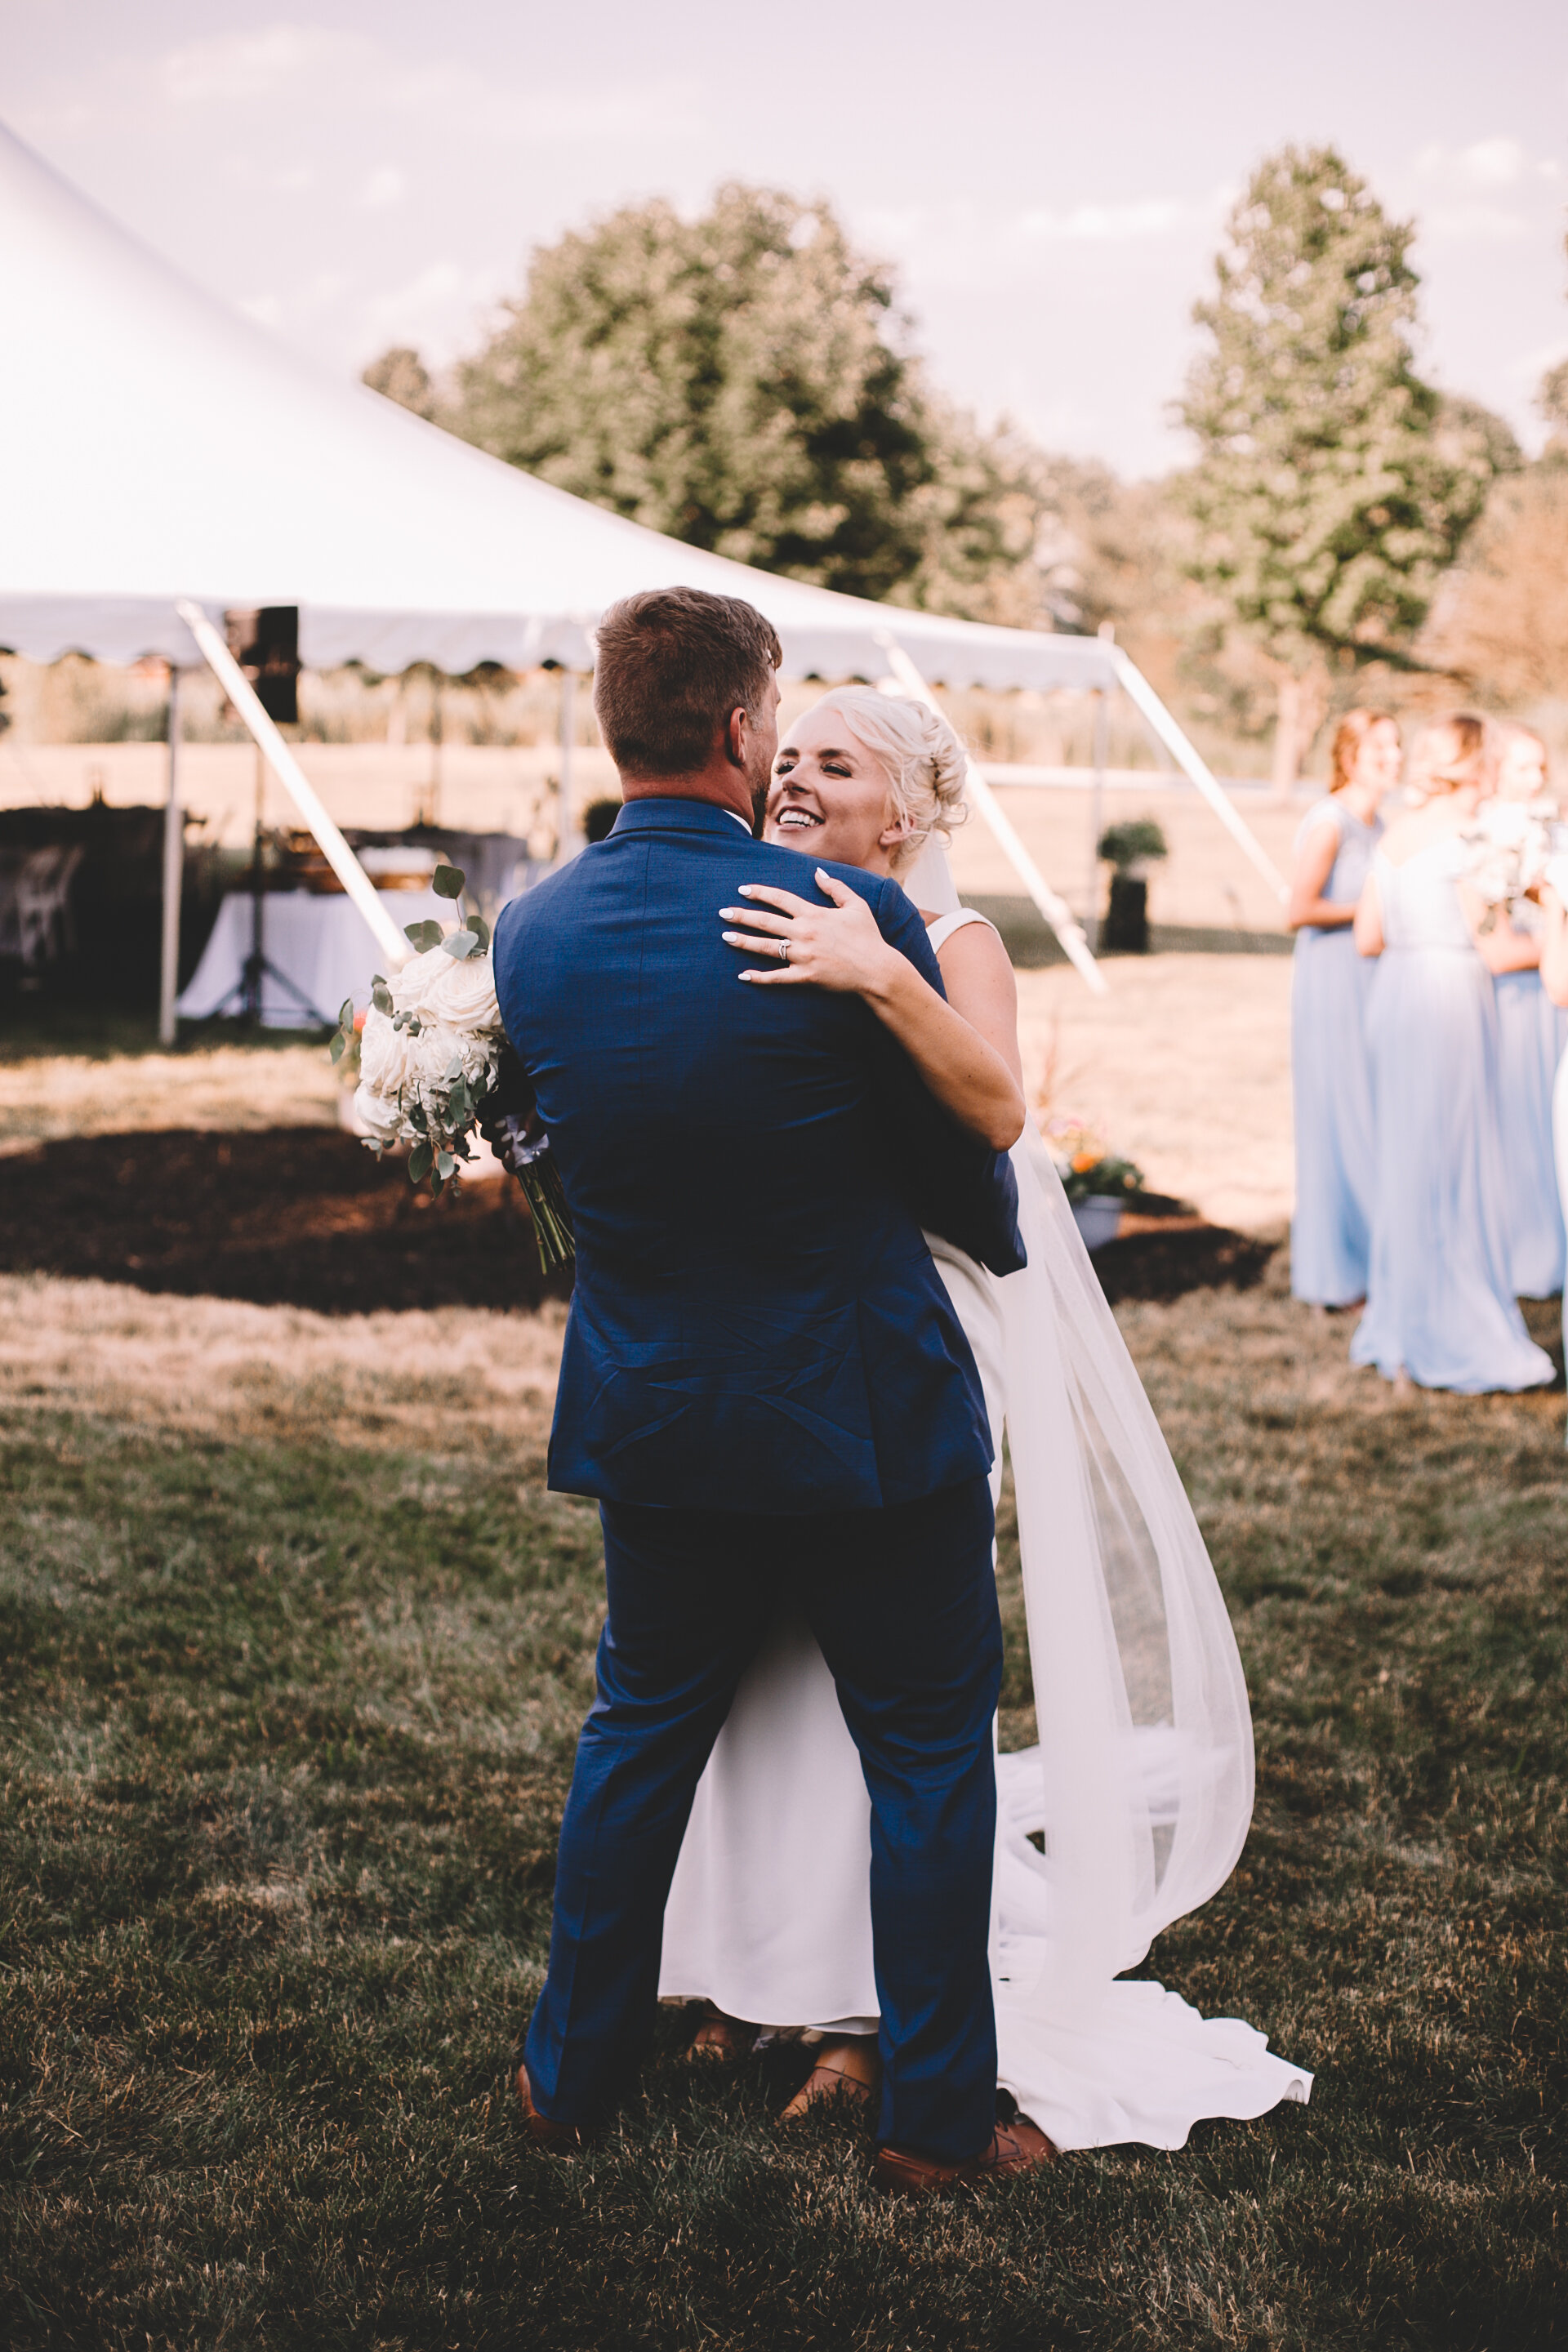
[352,1080,406,1143]
[410,1019,497,1094]
[390,941,501,1036]
[359,1002,423,1098]
[386,943,452,1020]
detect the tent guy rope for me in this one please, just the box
[875,634,1108,996]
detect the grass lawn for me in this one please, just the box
[1,1261,1564,2350]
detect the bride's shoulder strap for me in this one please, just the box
[925,906,999,955]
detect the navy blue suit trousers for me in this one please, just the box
[524,1472,1003,2162]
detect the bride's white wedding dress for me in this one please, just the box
[660,876,1312,2151]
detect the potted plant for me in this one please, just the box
[1097,817,1168,953]
[1040,1116,1148,1250]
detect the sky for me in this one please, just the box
[7,0,1567,479]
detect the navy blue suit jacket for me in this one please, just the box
[492,796,1024,1515]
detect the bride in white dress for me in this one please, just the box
[660,686,1312,2151]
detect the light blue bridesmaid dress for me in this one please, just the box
[1494,960,1567,1298]
[1351,839,1554,1392]
[1290,798,1381,1305]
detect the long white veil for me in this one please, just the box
[902,837,1309,2143]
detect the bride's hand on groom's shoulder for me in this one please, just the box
[719,871,902,999]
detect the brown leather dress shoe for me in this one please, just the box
[515,2062,586,2156]
[872,2113,1058,2197]
[779,2035,879,2122]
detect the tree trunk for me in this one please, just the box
[1269,670,1327,804]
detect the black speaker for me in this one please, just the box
[224,606,300,723]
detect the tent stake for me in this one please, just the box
[875,634,1107,995]
[157,663,183,1045]
[175,600,408,966]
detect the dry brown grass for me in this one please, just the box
[0,1044,340,1156]
[1018,951,1295,1229]
[0,1271,564,1458]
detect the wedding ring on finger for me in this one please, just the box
[777,939,790,966]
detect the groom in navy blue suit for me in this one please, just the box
[492,588,1042,2185]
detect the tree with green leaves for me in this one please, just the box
[362,345,443,424]
[365,186,1050,619]
[1178,146,1511,793]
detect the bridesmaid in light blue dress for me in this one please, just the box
[1288,710,1400,1305]
[1350,717,1553,1393]
[1537,871,1568,1432]
[1490,725,1566,1298]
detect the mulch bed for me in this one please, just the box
[1091,1220,1276,1303]
[0,1129,1276,1316]
[0,1129,566,1315]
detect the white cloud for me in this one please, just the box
[359,166,406,212]
[1424,202,1532,245]
[1414,136,1542,190]
[161,25,350,106]
[155,22,699,152]
[356,258,510,364]
[1456,136,1527,187]
[1018,198,1187,243]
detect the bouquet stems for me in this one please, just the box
[514,1148,575,1275]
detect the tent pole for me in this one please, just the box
[157,663,183,1045]
[1085,683,1110,952]
[175,601,408,967]
[555,670,577,866]
[875,633,1107,995]
[1110,649,1289,905]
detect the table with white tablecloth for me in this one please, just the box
[176,888,446,1027]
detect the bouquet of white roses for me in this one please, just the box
[1460,799,1561,929]
[329,862,573,1270]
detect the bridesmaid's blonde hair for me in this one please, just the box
[807,687,970,873]
[1328,708,1398,792]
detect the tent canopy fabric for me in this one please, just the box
[0,124,1119,694]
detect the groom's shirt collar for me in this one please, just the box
[608,797,756,842]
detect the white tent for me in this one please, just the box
[0,122,1281,1015]
[0,122,1129,693]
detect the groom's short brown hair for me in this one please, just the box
[592,588,782,778]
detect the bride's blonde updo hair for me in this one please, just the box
[808,686,970,873]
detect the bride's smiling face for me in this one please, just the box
[764,706,906,873]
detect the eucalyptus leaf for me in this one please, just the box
[403,919,443,951]
[372,980,393,1014]
[440,929,480,960]
[470,913,491,949]
[436,1150,456,1179]
[433,864,466,900]
[328,1032,345,1063]
[338,997,354,1029]
[408,1140,433,1182]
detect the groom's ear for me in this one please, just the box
[724,706,748,769]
